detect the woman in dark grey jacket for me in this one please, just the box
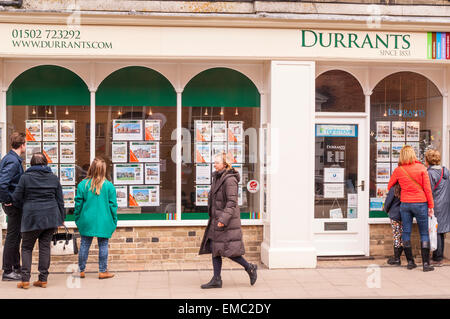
[425,150,450,267]
[199,152,257,289]
[12,152,65,289]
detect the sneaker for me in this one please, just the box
[2,271,22,281]
[431,260,444,267]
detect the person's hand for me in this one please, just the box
[428,208,434,217]
[217,222,224,228]
[4,203,12,207]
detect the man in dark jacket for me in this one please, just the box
[0,132,26,281]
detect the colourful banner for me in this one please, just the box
[427,32,450,59]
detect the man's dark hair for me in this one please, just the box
[10,132,26,149]
[30,152,48,166]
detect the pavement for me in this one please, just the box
[2,259,450,299]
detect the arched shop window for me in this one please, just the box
[7,65,90,219]
[96,66,177,220]
[369,72,443,218]
[315,70,365,112]
[182,67,261,220]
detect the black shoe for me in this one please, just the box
[403,241,417,270]
[246,264,257,286]
[201,276,222,289]
[421,241,434,272]
[2,271,22,281]
[387,246,403,266]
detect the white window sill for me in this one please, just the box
[64,219,264,228]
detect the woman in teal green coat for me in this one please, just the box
[74,157,118,279]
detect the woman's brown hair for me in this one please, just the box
[425,149,441,166]
[398,145,417,165]
[85,157,107,195]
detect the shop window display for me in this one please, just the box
[369,72,443,217]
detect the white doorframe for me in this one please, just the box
[313,115,369,256]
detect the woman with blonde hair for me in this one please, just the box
[199,152,257,288]
[387,146,435,272]
[74,157,118,279]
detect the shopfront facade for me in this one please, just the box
[0,17,449,269]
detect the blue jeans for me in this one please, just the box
[400,202,429,243]
[78,236,109,273]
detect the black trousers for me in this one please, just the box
[21,228,54,282]
[2,205,22,273]
[432,233,446,262]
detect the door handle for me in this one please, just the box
[357,180,365,192]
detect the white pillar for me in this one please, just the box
[176,90,182,221]
[442,92,448,168]
[90,90,96,164]
[0,89,6,160]
[260,61,317,269]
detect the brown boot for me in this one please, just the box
[99,271,114,280]
[33,281,47,288]
[74,271,85,278]
[17,282,30,289]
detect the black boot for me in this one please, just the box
[201,276,222,289]
[246,264,258,286]
[403,241,417,270]
[421,241,434,272]
[387,246,403,266]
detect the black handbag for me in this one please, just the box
[51,226,78,256]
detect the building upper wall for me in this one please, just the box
[0,0,449,17]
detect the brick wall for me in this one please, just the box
[370,223,424,258]
[2,226,263,273]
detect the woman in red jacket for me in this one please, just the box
[387,145,435,272]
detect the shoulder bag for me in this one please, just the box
[51,225,79,256]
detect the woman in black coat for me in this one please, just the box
[12,152,65,289]
[384,183,403,266]
[199,152,257,289]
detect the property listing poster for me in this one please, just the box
[115,185,128,208]
[129,185,160,207]
[376,142,390,162]
[391,142,404,162]
[212,142,227,160]
[406,121,420,141]
[144,120,161,141]
[228,121,243,142]
[145,163,160,184]
[376,121,390,142]
[113,164,144,185]
[112,142,128,162]
[43,142,59,164]
[228,143,244,163]
[60,164,76,186]
[25,120,42,142]
[26,141,41,164]
[376,184,388,198]
[59,120,76,141]
[113,120,143,141]
[212,121,227,142]
[196,185,210,206]
[129,141,159,163]
[391,121,406,141]
[376,163,391,183]
[195,120,211,142]
[62,186,75,208]
[42,120,58,141]
[60,142,76,163]
[196,164,211,184]
[195,142,211,163]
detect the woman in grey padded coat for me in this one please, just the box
[425,149,450,267]
[199,152,257,289]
